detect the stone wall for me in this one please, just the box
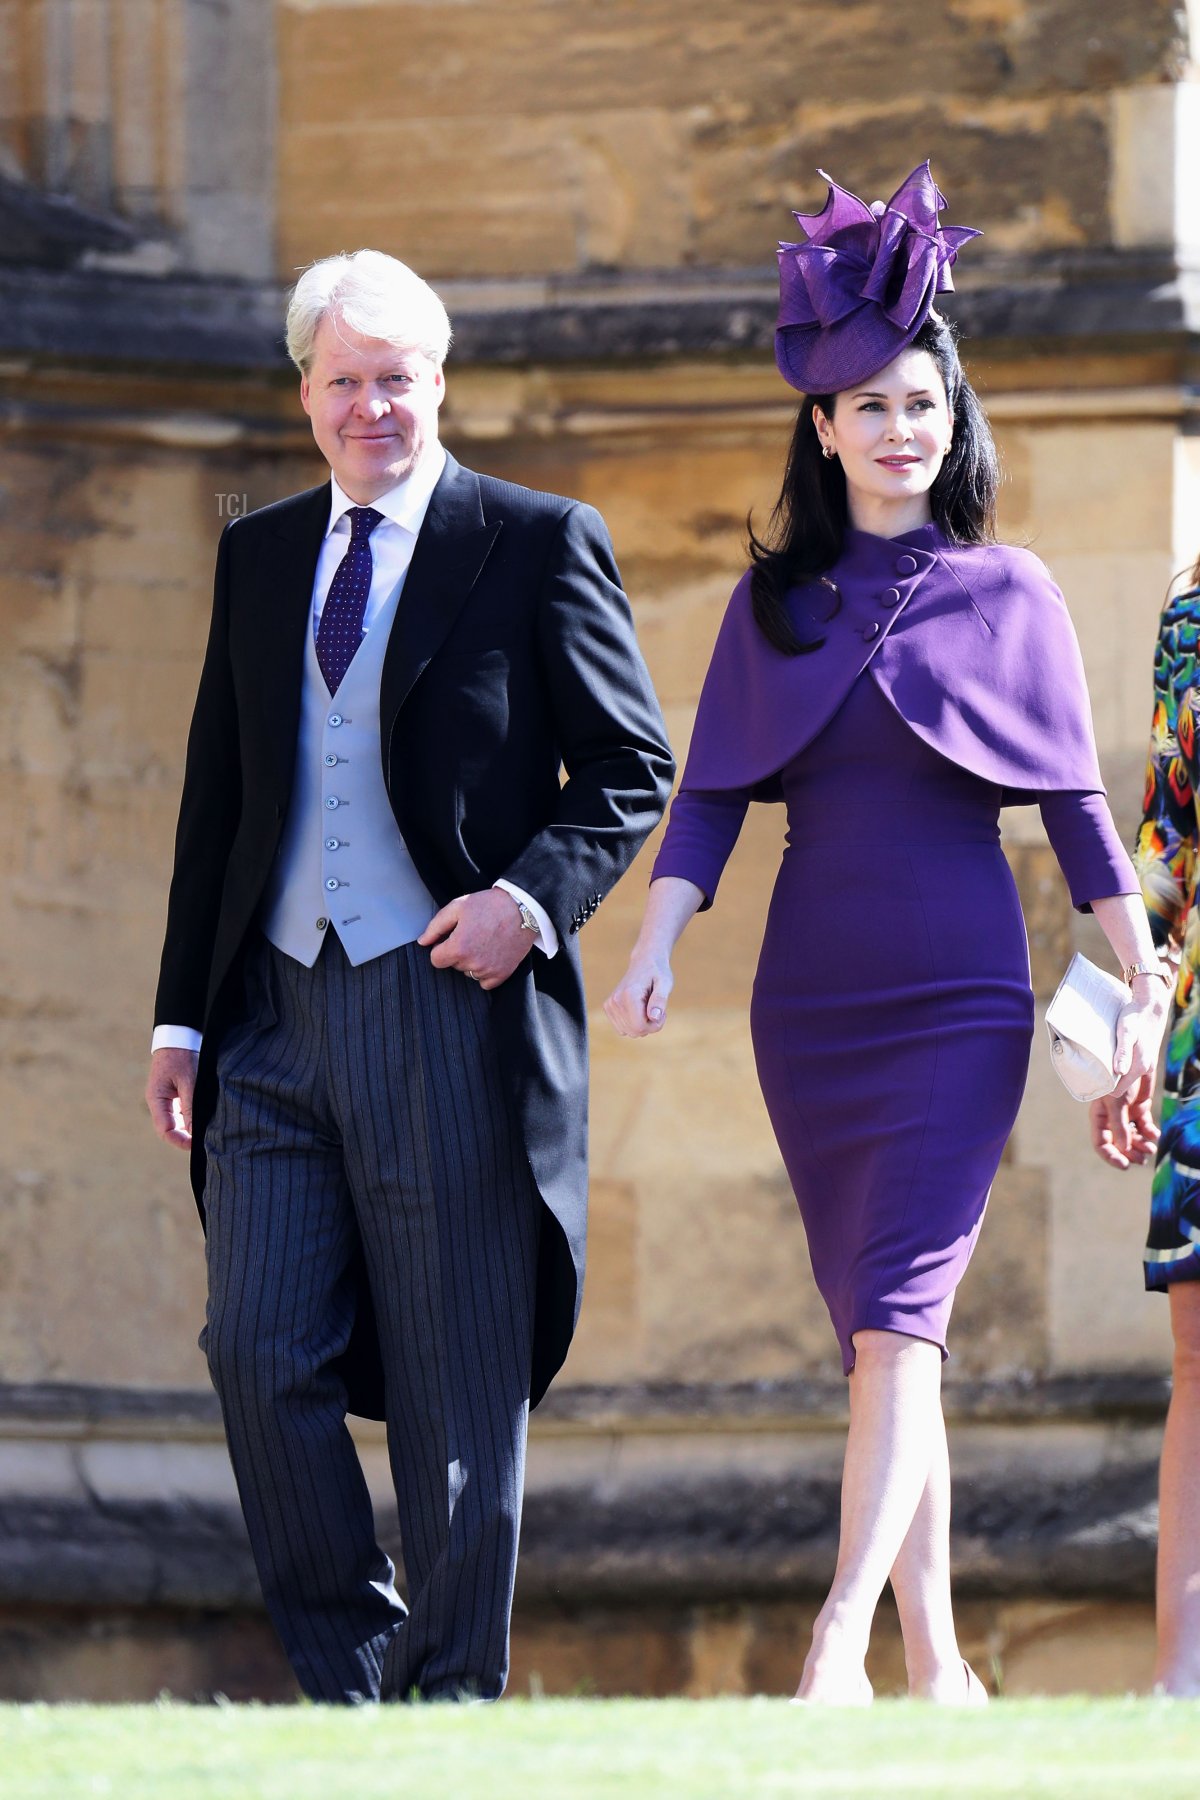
[275,0,1185,277]
[1,355,1186,1393]
[0,398,318,1389]
[0,0,275,275]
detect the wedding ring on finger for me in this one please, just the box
[466,969,480,981]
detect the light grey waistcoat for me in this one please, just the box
[259,578,437,967]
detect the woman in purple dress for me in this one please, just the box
[606,163,1170,1704]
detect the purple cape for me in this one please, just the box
[680,522,1105,805]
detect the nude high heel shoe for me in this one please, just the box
[963,1661,989,1705]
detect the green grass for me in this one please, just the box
[2,1698,1200,1800]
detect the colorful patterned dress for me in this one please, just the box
[1137,584,1200,1288]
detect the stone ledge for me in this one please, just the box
[1,252,1196,373]
[0,1500,260,1611]
[0,1455,1159,1610]
[517,1461,1159,1605]
[0,1373,1172,1435]
[0,1379,1167,1611]
[0,178,140,269]
[533,1373,1172,1429]
[0,1384,222,1433]
[0,1594,1162,1703]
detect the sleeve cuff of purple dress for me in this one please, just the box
[1038,790,1140,913]
[649,850,717,911]
[649,786,753,912]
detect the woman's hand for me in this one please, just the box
[1089,1073,1160,1170]
[1088,896,1173,1105]
[604,950,674,1038]
[604,877,705,1039]
[1111,975,1171,1099]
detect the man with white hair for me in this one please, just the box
[145,251,673,1702]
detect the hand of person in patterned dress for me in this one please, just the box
[1088,1073,1160,1169]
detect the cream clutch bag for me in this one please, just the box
[1045,952,1128,1103]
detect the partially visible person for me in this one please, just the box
[607,162,1170,1704]
[1090,549,1200,1698]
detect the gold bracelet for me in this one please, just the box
[1123,960,1172,988]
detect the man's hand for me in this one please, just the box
[146,1047,200,1149]
[419,890,535,990]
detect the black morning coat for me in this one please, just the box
[153,453,675,1417]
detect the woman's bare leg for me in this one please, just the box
[1155,1282,1200,1696]
[887,1408,981,1699]
[796,1329,943,1703]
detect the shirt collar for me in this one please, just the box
[326,445,447,540]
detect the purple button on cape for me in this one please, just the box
[678,522,1105,805]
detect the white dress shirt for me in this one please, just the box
[152,452,556,1054]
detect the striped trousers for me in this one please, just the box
[202,932,541,1702]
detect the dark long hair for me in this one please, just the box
[748,314,999,654]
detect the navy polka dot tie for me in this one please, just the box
[315,505,384,694]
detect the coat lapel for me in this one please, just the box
[256,483,330,797]
[379,454,502,725]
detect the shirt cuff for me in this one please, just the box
[151,1025,203,1054]
[493,880,559,958]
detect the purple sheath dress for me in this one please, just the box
[653,529,1137,1372]
[747,675,1034,1371]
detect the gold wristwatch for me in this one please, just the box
[1123,960,1172,988]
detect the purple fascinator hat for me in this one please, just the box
[775,160,981,395]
